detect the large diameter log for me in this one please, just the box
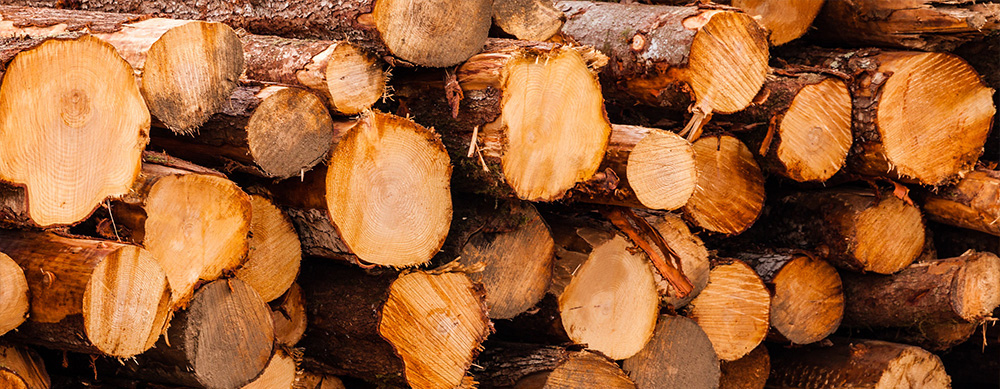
[0,230,171,358]
[622,315,720,389]
[235,195,301,302]
[240,32,386,115]
[682,134,765,235]
[648,213,710,308]
[493,0,564,41]
[768,339,951,388]
[920,169,1000,237]
[150,85,338,179]
[0,252,28,336]
[0,6,242,134]
[298,261,490,388]
[0,34,149,227]
[764,188,926,274]
[811,0,1000,52]
[687,259,770,361]
[841,251,1000,328]
[555,1,769,115]
[719,344,768,389]
[0,345,49,389]
[472,343,635,389]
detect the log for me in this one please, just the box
[686,259,770,361]
[149,85,339,180]
[114,278,274,389]
[721,73,852,182]
[782,48,995,186]
[762,188,926,274]
[0,252,28,336]
[297,260,490,388]
[919,169,1000,237]
[555,1,769,117]
[42,0,492,67]
[239,32,386,115]
[730,0,823,46]
[243,348,297,389]
[939,341,1000,387]
[719,344,768,389]
[294,372,347,389]
[0,230,171,358]
[106,156,252,307]
[493,0,564,41]
[841,251,1000,328]
[768,339,951,388]
[810,0,1000,51]
[647,212,710,308]
[270,284,307,348]
[682,134,765,235]
[0,344,49,389]
[472,342,635,389]
[0,6,242,134]
[731,249,844,344]
[622,315,720,389]
[0,34,149,227]
[930,222,1000,259]
[849,320,980,352]
[234,195,301,302]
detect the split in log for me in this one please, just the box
[919,169,1000,237]
[0,34,149,227]
[682,134,765,235]
[493,0,564,41]
[0,252,28,336]
[721,72,852,182]
[768,338,951,388]
[243,348,297,389]
[297,260,490,388]
[622,315,720,389]
[235,195,301,302]
[0,344,50,389]
[762,188,926,274]
[149,85,339,180]
[0,6,242,134]
[686,258,770,361]
[0,230,171,358]
[732,248,844,344]
[240,32,386,115]
[841,250,1000,328]
[270,283,307,347]
[647,212,710,308]
[719,343,769,389]
[472,342,635,389]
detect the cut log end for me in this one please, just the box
[243,349,297,389]
[326,111,452,267]
[686,10,770,113]
[378,272,490,389]
[236,195,302,302]
[683,135,765,235]
[769,254,844,344]
[953,251,1000,321]
[731,0,823,46]
[626,128,697,210]
[246,87,334,179]
[0,252,28,336]
[540,351,635,388]
[769,339,951,389]
[687,260,770,361]
[776,77,852,182]
[372,0,492,67]
[854,194,926,274]
[623,315,720,388]
[492,0,565,41]
[141,20,243,134]
[271,283,307,347]
[0,35,149,227]
[325,43,386,115]
[499,47,611,201]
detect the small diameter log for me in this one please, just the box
[150,85,338,179]
[555,1,769,116]
[648,213,710,308]
[0,230,171,358]
[235,195,301,302]
[0,344,50,389]
[682,134,765,235]
[271,284,307,347]
[722,73,852,182]
[686,259,770,361]
[240,32,386,115]
[622,315,720,389]
[493,0,564,41]
[841,251,1000,328]
[0,34,149,227]
[243,348,297,389]
[472,343,635,389]
[733,249,844,344]
[764,188,926,274]
[108,159,252,307]
[719,344,769,389]
[811,0,1000,51]
[297,260,490,388]
[0,252,28,336]
[118,278,274,389]
[0,6,243,134]
[920,169,1000,237]
[768,339,951,388]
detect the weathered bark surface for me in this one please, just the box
[472,342,635,389]
[768,338,951,388]
[622,315,720,389]
[685,259,770,361]
[920,169,1000,237]
[719,344,768,389]
[847,320,980,352]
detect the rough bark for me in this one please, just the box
[768,338,951,388]
[622,315,720,389]
[472,342,635,389]
[243,348,297,389]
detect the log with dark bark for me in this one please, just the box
[472,342,635,389]
[686,258,771,361]
[682,134,765,234]
[493,0,564,41]
[297,260,490,388]
[810,0,1000,52]
[239,32,386,115]
[32,0,492,67]
[149,85,340,180]
[0,252,28,336]
[0,34,149,228]
[0,344,50,389]
[270,283,306,347]
[0,6,242,134]
[622,315,720,389]
[768,338,951,388]
[847,320,980,352]
[0,230,171,358]
[720,344,768,389]
[919,168,1000,237]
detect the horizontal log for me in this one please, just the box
[472,342,635,388]
[768,338,951,388]
[920,169,1000,237]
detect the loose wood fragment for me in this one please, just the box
[920,169,1000,237]
[493,0,564,41]
[768,339,951,388]
[0,344,50,389]
[686,259,770,361]
[472,342,635,389]
[682,134,765,234]
[271,284,307,347]
[719,344,768,389]
[0,252,28,336]
[235,195,301,302]
[623,315,720,389]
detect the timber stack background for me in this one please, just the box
[0,0,999,388]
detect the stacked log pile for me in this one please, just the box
[0,1,998,388]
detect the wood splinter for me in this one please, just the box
[603,206,694,298]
